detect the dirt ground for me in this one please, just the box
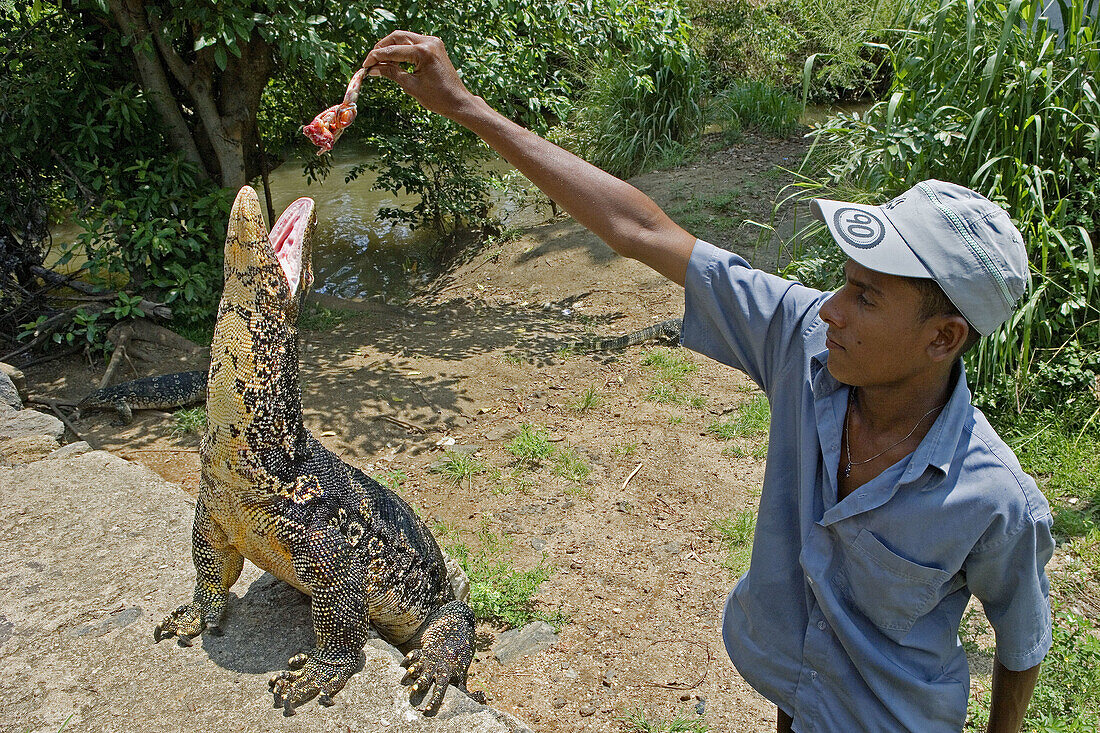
[24,132,836,732]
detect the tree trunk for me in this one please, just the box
[106,0,210,180]
[107,0,273,190]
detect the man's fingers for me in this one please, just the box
[371,29,427,52]
[364,43,423,73]
[367,62,418,92]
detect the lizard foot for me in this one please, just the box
[154,602,223,646]
[269,650,358,715]
[401,600,485,715]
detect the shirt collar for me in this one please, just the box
[810,350,972,485]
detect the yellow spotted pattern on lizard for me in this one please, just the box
[155,186,481,716]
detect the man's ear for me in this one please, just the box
[927,315,969,362]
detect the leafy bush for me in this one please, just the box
[789,0,1100,395]
[565,0,705,178]
[710,80,804,142]
[445,529,562,629]
[1,7,230,343]
[686,0,907,100]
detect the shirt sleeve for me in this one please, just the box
[964,500,1054,671]
[682,239,828,394]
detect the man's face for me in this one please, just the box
[819,259,938,388]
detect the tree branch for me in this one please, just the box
[106,0,210,179]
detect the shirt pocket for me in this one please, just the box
[831,528,953,642]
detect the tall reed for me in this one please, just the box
[796,0,1099,398]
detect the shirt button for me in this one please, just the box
[817,620,827,630]
[810,670,818,680]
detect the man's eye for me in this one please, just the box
[857,293,873,306]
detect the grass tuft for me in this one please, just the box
[170,406,207,435]
[445,527,566,630]
[712,509,757,576]
[617,708,709,733]
[506,423,555,467]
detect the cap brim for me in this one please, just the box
[811,198,933,279]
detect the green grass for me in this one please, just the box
[642,347,698,381]
[506,423,555,467]
[642,347,698,404]
[170,406,207,435]
[433,451,486,487]
[617,708,708,732]
[611,441,639,458]
[565,4,703,179]
[571,385,602,412]
[708,394,770,439]
[445,528,566,630]
[374,468,407,492]
[552,447,591,484]
[793,0,1100,392]
[488,466,536,496]
[297,302,354,332]
[712,509,757,576]
[710,80,804,141]
[960,405,1100,730]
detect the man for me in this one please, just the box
[362,32,1054,732]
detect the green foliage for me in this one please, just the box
[445,529,562,629]
[506,423,555,467]
[352,114,494,234]
[1026,608,1100,730]
[710,80,804,141]
[994,406,1100,546]
[686,0,905,100]
[297,302,354,332]
[1,6,230,336]
[642,348,698,381]
[618,708,709,733]
[565,0,705,178]
[799,0,1100,394]
[170,407,208,436]
[374,468,407,492]
[642,347,698,403]
[965,607,1100,732]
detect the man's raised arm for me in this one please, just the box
[362,31,697,286]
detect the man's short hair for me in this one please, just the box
[910,277,981,354]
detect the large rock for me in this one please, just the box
[0,452,531,733]
[0,408,64,442]
[0,367,21,409]
[493,621,559,666]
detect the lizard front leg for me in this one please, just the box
[155,496,244,644]
[270,516,366,714]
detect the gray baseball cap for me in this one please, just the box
[811,180,1030,336]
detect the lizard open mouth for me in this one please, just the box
[269,197,314,297]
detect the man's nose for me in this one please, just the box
[820,292,842,327]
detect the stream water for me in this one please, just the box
[48,103,864,301]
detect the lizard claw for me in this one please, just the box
[400,601,481,715]
[270,651,356,715]
[154,603,206,643]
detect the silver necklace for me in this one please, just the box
[843,389,945,478]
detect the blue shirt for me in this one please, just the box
[681,240,1054,732]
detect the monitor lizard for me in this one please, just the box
[154,186,481,716]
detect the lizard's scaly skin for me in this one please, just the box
[155,186,480,716]
[77,371,207,423]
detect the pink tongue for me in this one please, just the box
[269,198,312,295]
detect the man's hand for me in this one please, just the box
[362,32,476,121]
